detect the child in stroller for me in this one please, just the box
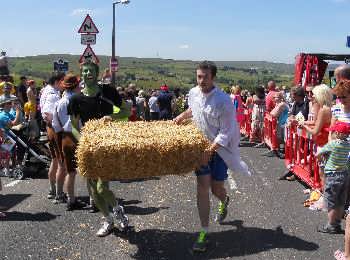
[8,119,51,179]
[0,128,13,177]
[0,96,50,179]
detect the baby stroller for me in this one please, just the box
[7,121,51,179]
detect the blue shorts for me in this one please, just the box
[195,153,228,181]
[324,170,350,209]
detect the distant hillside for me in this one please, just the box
[7,54,295,91]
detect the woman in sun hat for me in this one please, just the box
[52,73,85,211]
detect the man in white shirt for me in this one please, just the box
[174,61,249,252]
[40,72,66,203]
[148,91,160,120]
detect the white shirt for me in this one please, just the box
[40,84,60,120]
[188,86,250,176]
[52,91,76,133]
[149,96,160,113]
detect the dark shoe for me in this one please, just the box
[47,190,56,199]
[53,193,67,204]
[262,150,279,157]
[66,200,86,211]
[278,152,285,159]
[240,136,249,142]
[83,204,99,213]
[317,224,342,234]
[286,175,296,181]
[279,171,292,180]
[254,143,266,148]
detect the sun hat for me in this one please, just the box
[62,73,79,89]
[0,95,17,106]
[0,82,15,95]
[138,90,145,97]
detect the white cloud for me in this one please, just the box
[71,9,93,16]
[179,44,190,49]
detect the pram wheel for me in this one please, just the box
[13,167,24,180]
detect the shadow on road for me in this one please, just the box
[117,177,161,183]
[119,220,318,259]
[0,194,31,211]
[119,198,169,215]
[239,141,259,148]
[119,199,142,205]
[124,205,169,216]
[0,211,58,222]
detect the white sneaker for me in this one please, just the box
[96,221,114,237]
[3,168,10,177]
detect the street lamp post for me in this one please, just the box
[111,0,130,88]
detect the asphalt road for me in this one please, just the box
[0,143,345,260]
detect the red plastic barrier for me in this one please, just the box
[284,123,323,190]
[263,113,279,151]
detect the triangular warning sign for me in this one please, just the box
[78,14,99,34]
[79,45,100,64]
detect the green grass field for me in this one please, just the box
[8,54,295,92]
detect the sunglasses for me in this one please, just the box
[306,91,313,96]
[337,96,348,99]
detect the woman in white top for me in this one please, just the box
[52,73,83,211]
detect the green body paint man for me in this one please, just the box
[68,61,130,237]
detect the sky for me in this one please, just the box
[1,0,350,63]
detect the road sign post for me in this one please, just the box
[81,34,96,45]
[110,58,118,72]
[78,14,99,34]
[78,14,99,64]
[79,45,99,64]
[53,58,69,72]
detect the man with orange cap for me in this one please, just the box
[158,84,173,120]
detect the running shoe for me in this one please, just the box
[215,196,230,223]
[113,205,129,230]
[66,200,86,211]
[96,221,114,237]
[53,193,67,204]
[317,224,342,234]
[192,231,208,252]
[47,190,55,199]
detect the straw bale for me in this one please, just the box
[76,119,210,180]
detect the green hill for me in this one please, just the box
[8,54,295,92]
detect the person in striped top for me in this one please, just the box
[316,121,350,235]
